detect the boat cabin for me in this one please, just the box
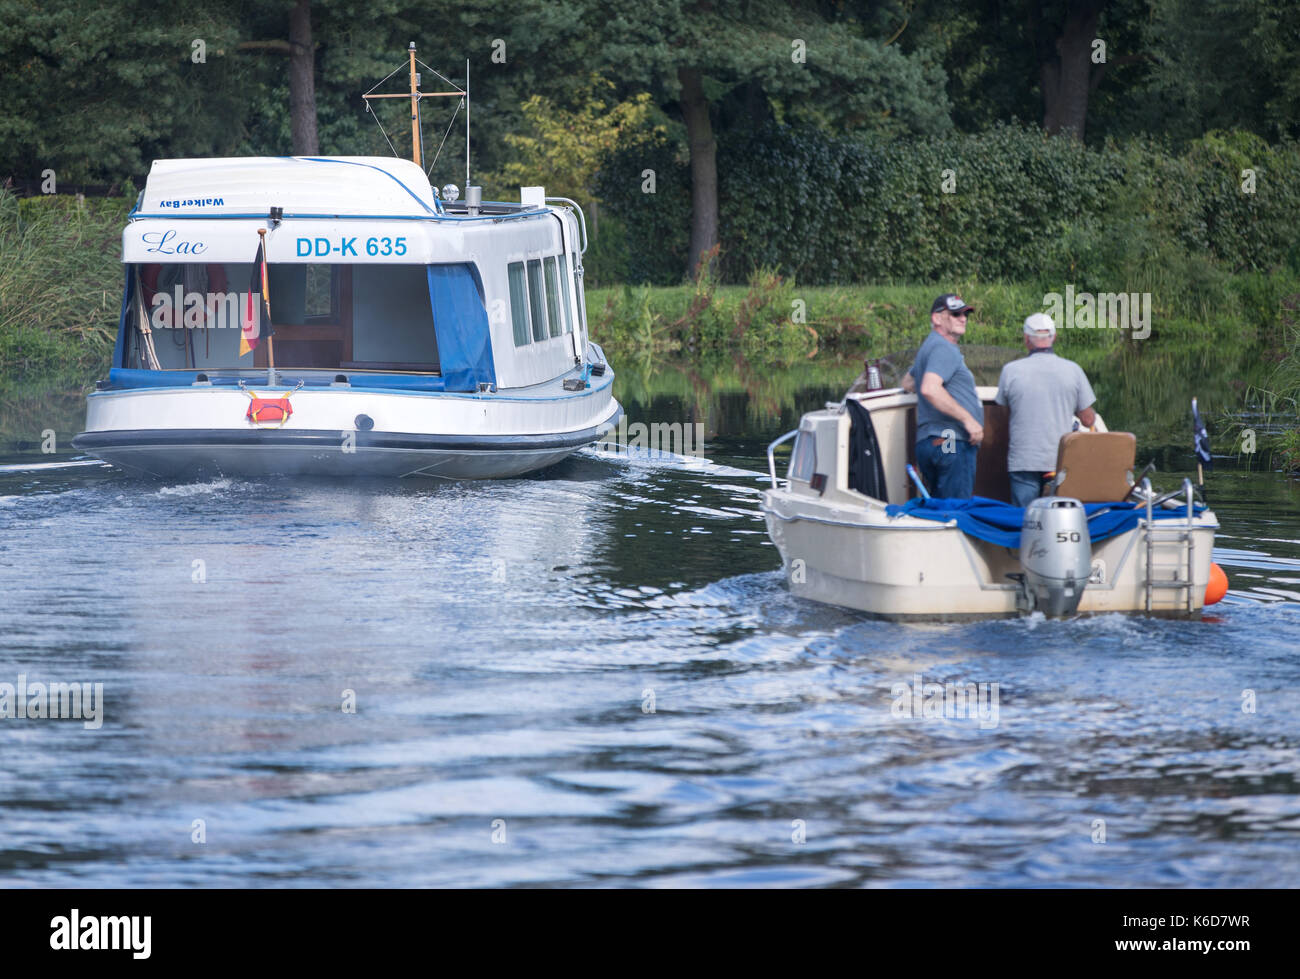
[112,157,590,394]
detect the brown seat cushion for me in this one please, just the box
[1051,431,1136,503]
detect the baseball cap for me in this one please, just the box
[931,294,974,314]
[1023,313,1056,338]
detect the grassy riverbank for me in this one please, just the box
[587,273,1299,365]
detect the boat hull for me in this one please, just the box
[72,426,612,479]
[72,378,620,479]
[762,490,1219,620]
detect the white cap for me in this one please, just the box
[1024,313,1056,338]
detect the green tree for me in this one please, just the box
[591,0,952,278]
[483,77,674,215]
[237,0,321,155]
[901,0,1153,142]
[0,0,247,184]
[1109,0,1300,143]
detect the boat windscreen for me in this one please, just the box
[122,262,441,373]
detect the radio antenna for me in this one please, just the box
[465,59,471,189]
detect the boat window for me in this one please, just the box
[267,264,338,324]
[508,261,530,346]
[124,261,441,373]
[543,256,563,337]
[526,259,547,342]
[790,430,817,483]
[349,265,438,369]
[557,254,574,334]
[128,261,255,371]
[304,264,335,319]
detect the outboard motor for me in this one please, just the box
[1018,497,1092,617]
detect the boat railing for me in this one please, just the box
[767,429,798,489]
[546,197,588,254]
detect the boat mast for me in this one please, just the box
[361,45,468,175]
[409,42,421,168]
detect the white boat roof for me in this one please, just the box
[138,156,440,217]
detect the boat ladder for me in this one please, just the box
[1142,477,1197,613]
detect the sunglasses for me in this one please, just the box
[949,309,969,318]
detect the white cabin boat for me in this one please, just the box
[762,386,1223,619]
[72,156,618,479]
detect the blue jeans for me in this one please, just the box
[916,437,978,500]
[1009,470,1047,508]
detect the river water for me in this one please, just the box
[2,369,1299,887]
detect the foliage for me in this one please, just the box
[0,190,128,372]
[595,120,1300,288]
[1104,0,1300,144]
[1221,294,1300,473]
[0,0,245,184]
[589,273,1299,378]
[588,0,953,139]
[594,131,692,286]
[480,79,674,213]
[478,78,681,288]
[590,260,817,368]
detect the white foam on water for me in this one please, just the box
[0,459,109,473]
[156,478,236,497]
[580,445,760,479]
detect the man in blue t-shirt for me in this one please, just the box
[901,294,984,499]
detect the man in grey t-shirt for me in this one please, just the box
[995,313,1098,507]
[901,294,984,499]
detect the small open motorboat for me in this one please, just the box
[73,47,618,479]
[761,386,1223,619]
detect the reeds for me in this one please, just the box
[0,190,128,372]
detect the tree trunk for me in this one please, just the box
[1036,1,1104,141]
[678,67,718,279]
[289,0,318,155]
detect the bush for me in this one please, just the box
[0,191,130,372]
[589,260,817,367]
[596,122,1300,288]
[593,134,691,286]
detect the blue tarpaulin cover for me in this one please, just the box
[426,264,497,392]
[884,496,1207,548]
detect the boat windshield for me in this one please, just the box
[124,261,441,373]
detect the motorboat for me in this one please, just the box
[73,48,618,479]
[761,385,1224,619]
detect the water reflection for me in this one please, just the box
[609,341,1275,470]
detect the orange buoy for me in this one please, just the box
[1205,562,1228,605]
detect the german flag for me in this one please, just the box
[239,236,274,357]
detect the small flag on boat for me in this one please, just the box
[239,236,274,358]
[1192,397,1212,470]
